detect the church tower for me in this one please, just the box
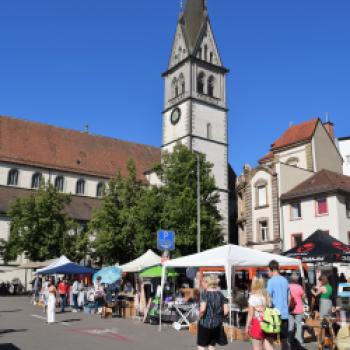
[162,0,230,239]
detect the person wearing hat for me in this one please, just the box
[288,273,305,346]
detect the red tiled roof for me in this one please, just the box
[281,169,350,201]
[0,115,161,180]
[0,185,101,221]
[259,152,274,164]
[271,118,319,150]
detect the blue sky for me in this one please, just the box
[0,0,349,173]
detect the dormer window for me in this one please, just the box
[76,179,85,195]
[31,172,42,189]
[197,72,205,94]
[7,169,19,186]
[55,176,64,192]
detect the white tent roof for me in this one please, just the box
[120,250,161,273]
[163,244,301,269]
[36,256,71,274]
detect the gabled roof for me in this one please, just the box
[259,118,319,164]
[0,185,101,221]
[0,115,161,180]
[281,169,350,201]
[271,118,319,151]
[181,0,207,54]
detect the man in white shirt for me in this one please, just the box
[72,278,81,312]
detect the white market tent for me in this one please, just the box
[160,244,303,333]
[120,250,161,273]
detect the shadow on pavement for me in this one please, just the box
[0,344,21,350]
[60,318,81,323]
[0,310,22,313]
[0,329,27,336]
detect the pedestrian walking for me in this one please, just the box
[288,273,305,346]
[312,274,333,319]
[47,283,57,324]
[42,277,50,314]
[57,279,67,313]
[197,275,229,350]
[267,260,290,350]
[72,278,81,312]
[245,277,274,350]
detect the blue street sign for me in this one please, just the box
[157,230,175,251]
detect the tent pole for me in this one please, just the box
[159,266,166,332]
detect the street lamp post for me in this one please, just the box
[196,152,201,253]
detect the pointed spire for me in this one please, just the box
[182,0,207,53]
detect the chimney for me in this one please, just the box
[323,121,334,140]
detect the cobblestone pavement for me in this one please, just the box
[0,297,316,350]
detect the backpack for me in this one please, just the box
[260,307,281,334]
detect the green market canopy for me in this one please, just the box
[140,265,178,278]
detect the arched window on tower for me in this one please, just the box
[31,172,42,189]
[55,176,64,192]
[207,123,212,139]
[210,52,214,63]
[197,72,205,94]
[208,76,215,97]
[171,78,178,99]
[76,179,85,195]
[7,169,19,186]
[179,74,185,95]
[197,47,202,59]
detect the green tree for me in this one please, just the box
[156,143,223,256]
[3,183,79,262]
[89,160,146,265]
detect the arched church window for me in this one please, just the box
[208,76,215,97]
[76,179,85,195]
[197,72,205,94]
[55,176,64,192]
[96,182,104,198]
[179,74,185,95]
[31,172,42,189]
[171,78,178,98]
[207,123,212,139]
[210,52,214,63]
[7,169,19,186]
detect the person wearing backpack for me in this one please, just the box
[288,273,305,346]
[245,277,274,350]
[267,260,290,350]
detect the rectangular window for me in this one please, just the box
[259,221,269,242]
[346,199,350,218]
[290,202,302,220]
[316,198,328,215]
[292,233,303,248]
[257,186,267,207]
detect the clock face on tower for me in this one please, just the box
[170,107,181,125]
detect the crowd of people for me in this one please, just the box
[196,260,341,350]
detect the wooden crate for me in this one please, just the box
[189,323,198,336]
[235,328,248,341]
[224,325,236,340]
